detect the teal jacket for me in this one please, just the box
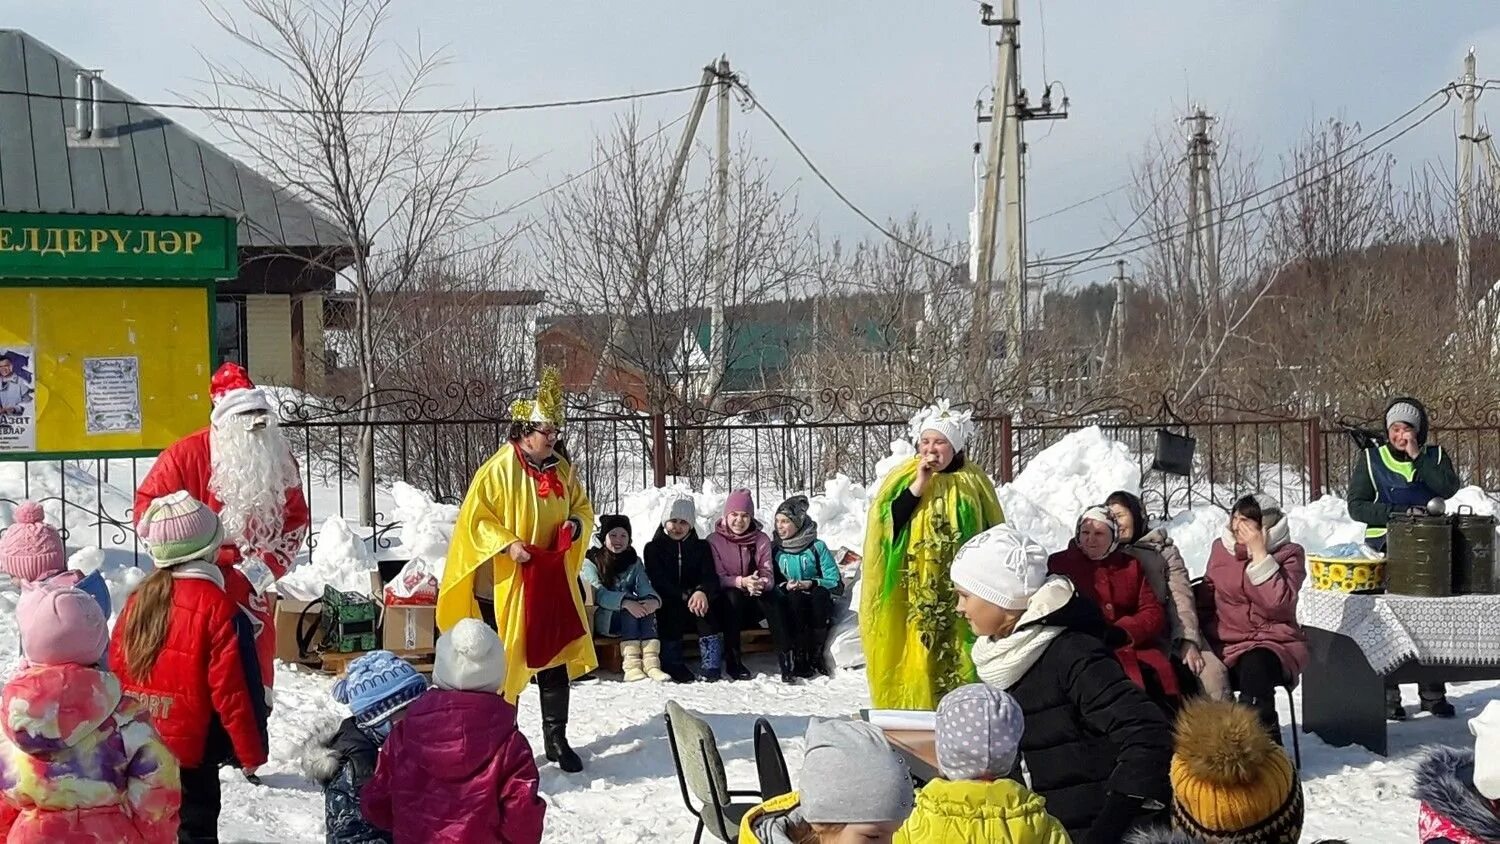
[772,540,839,591]
[581,550,661,634]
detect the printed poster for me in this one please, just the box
[84,356,142,436]
[0,347,36,452]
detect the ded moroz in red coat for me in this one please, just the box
[1048,543,1179,698]
[108,561,269,771]
[134,426,311,693]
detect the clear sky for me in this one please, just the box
[9,1,1500,287]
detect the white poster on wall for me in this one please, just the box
[0,347,37,452]
[84,356,142,436]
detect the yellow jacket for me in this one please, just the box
[739,792,802,844]
[436,444,596,700]
[894,779,1071,844]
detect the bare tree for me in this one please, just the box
[199,0,516,524]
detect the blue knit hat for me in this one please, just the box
[332,650,428,726]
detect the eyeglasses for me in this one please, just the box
[533,427,563,439]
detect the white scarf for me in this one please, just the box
[971,576,1075,690]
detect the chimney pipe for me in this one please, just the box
[89,71,103,139]
[74,70,88,138]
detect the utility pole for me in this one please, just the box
[705,56,732,404]
[589,62,719,398]
[1458,48,1478,313]
[1184,107,1220,334]
[1111,259,1126,373]
[973,2,1067,396]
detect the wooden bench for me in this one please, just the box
[581,582,773,674]
[319,648,435,676]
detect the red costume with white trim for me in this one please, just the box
[134,363,310,696]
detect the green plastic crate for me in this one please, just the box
[320,584,378,653]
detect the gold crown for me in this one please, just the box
[511,366,566,427]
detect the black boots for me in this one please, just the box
[660,640,697,684]
[724,637,752,681]
[537,667,582,773]
[1421,683,1456,718]
[778,652,797,684]
[792,650,816,680]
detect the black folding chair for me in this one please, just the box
[753,718,792,800]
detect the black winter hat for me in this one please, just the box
[776,495,810,530]
[596,515,632,544]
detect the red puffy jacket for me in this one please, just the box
[108,562,269,770]
[134,427,311,692]
[1048,543,1179,698]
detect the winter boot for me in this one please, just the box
[538,667,583,773]
[1420,683,1456,718]
[1240,695,1283,746]
[621,641,647,682]
[660,639,697,684]
[778,652,798,684]
[697,634,724,682]
[1386,686,1408,721]
[724,636,753,681]
[641,640,672,682]
[792,649,816,679]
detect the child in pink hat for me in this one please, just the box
[0,501,66,582]
[0,583,181,841]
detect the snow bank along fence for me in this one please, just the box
[9,388,1500,551]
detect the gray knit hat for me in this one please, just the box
[1385,400,1423,434]
[799,719,915,825]
[935,684,1024,781]
[663,496,696,527]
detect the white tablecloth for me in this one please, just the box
[1298,589,1500,674]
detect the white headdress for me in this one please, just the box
[909,399,975,453]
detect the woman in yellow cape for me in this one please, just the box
[861,401,1004,710]
[436,367,595,773]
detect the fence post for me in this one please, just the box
[651,413,668,488]
[1305,417,1323,502]
[999,413,1015,484]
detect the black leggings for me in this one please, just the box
[179,764,222,843]
[780,585,834,652]
[1228,648,1286,736]
[712,587,792,653]
[656,594,721,642]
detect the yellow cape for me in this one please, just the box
[860,456,1004,709]
[436,445,597,700]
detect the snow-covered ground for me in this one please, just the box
[3,425,1500,841]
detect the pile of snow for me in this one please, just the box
[388,482,458,582]
[278,518,377,600]
[997,426,1142,552]
[1287,495,1366,555]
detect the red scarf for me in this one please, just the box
[514,443,565,498]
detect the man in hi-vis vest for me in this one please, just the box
[1347,397,1461,721]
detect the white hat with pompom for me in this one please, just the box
[434,617,507,692]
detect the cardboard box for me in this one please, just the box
[382,605,437,652]
[274,594,324,664]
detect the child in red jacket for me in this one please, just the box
[362,618,545,844]
[110,491,269,842]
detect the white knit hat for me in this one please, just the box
[950,524,1049,611]
[434,618,507,692]
[910,400,975,454]
[1471,699,1500,799]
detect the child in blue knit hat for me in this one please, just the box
[300,651,428,843]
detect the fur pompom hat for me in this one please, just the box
[1169,699,1304,843]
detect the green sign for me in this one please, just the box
[0,212,237,281]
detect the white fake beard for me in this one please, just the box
[209,418,300,554]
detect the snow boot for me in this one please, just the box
[641,640,672,682]
[778,652,798,685]
[1420,684,1456,718]
[792,649,816,680]
[661,639,696,683]
[1386,686,1408,721]
[698,633,724,682]
[724,637,753,681]
[621,640,647,682]
[538,667,583,773]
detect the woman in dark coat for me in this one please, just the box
[643,496,722,683]
[953,524,1173,843]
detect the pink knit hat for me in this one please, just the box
[137,491,226,567]
[723,489,755,518]
[17,581,109,666]
[0,501,67,583]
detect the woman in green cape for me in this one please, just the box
[861,401,1005,709]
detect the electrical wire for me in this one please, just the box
[1029,85,1459,272]
[729,79,958,266]
[1027,183,1130,224]
[1029,170,1178,278]
[0,81,714,117]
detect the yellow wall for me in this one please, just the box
[0,286,210,455]
[246,294,293,386]
[299,293,326,392]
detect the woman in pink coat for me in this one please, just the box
[706,489,791,682]
[362,619,544,844]
[1201,493,1308,744]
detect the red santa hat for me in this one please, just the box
[210,362,273,428]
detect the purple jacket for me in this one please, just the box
[1202,526,1308,680]
[361,690,544,844]
[708,520,773,589]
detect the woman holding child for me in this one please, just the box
[436,367,595,774]
[862,401,1005,709]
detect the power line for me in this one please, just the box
[728,79,959,266]
[1030,85,1459,273]
[1028,171,1179,277]
[0,81,713,117]
[1027,183,1130,224]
